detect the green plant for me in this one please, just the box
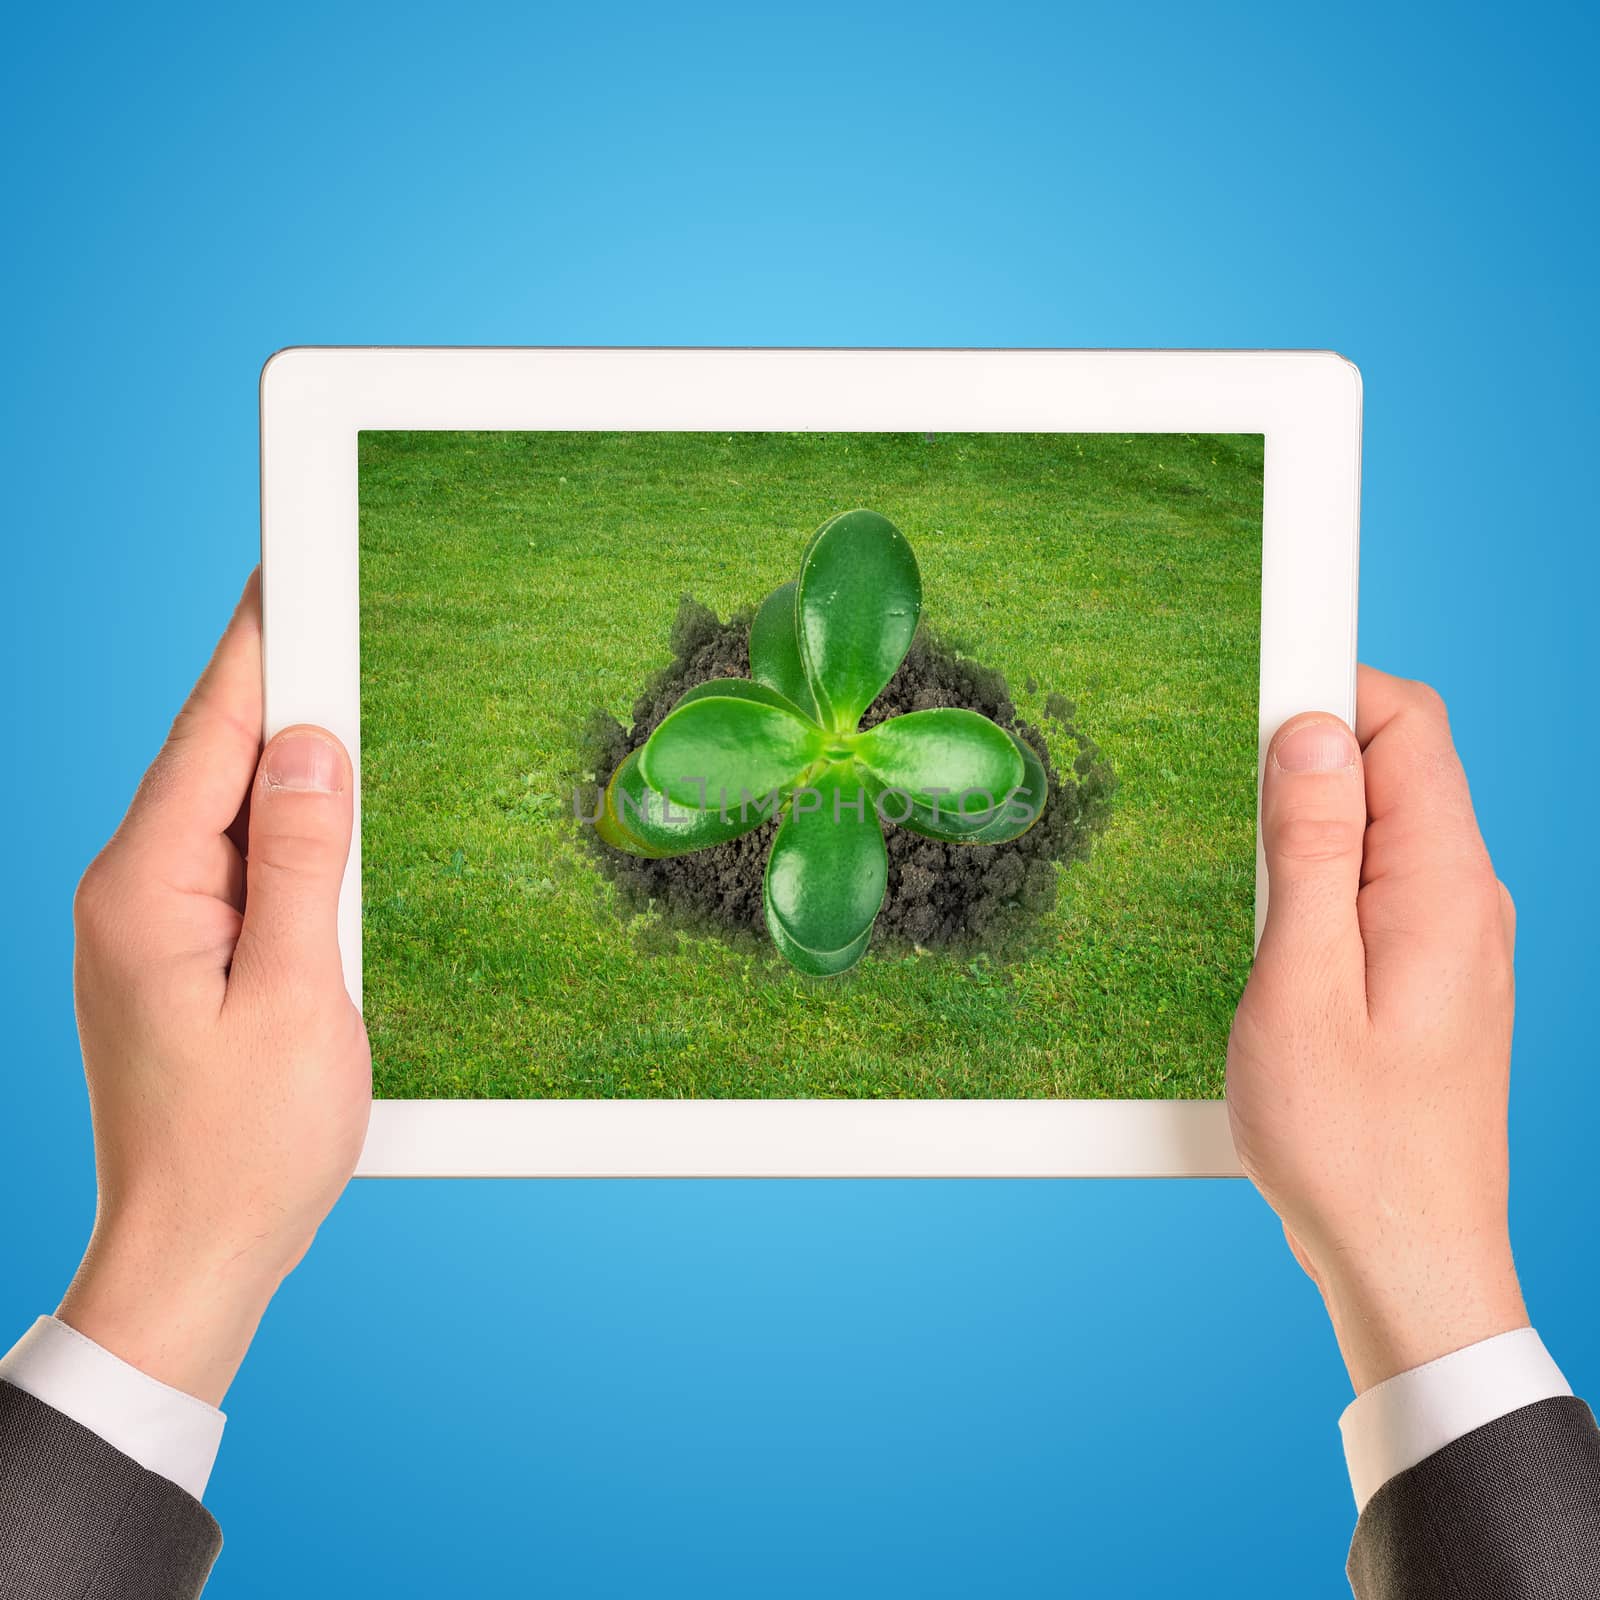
[595,510,1047,975]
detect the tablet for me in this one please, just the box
[260,348,1360,1176]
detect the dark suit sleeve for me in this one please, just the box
[1348,1395,1600,1599]
[0,1379,221,1599]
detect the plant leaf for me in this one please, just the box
[763,761,887,973]
[857,770,997,842]
[748,581,817,719]
[797,510,921,732]
[593,752,660,856]
[640,692,823,810]
[673,676,812,718]
[866,727,1046,843]
[596,748,781,858]
[962,730,1049,845]
[852,708,1024,828]
[763,888,873,976]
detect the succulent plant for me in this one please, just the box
[595,510,1047,974]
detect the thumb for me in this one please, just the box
[1256,713,1367,993]
[231,726,354,994]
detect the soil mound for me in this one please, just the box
[577,597,1115,952]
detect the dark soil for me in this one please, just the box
[575,597,1115,953]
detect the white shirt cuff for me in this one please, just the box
[1340,1326,1571,1512]
[0,1315,225,1502]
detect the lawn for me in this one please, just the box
[358,430,1263,1099]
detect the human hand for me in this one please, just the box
[1227,666,1525,1394]
[57,571,370,1407]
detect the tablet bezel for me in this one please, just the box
[260,347,1360,1177]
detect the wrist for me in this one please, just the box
[1319,1239,1528,1394]
[56,1214,286,1407]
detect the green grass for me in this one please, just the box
[359,430,1262,1099]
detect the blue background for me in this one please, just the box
[3,3,1595,1594]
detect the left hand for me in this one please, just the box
[58,570,371,1407]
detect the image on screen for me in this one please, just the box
[358,431,1263,1100]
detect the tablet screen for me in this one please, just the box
[358,431,1262,1100]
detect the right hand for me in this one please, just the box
[1227,666,1526,1394]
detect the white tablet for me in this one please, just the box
[260,348,1360,1177]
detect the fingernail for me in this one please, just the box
[1274,719,1357,773]
[264,733,343,793]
